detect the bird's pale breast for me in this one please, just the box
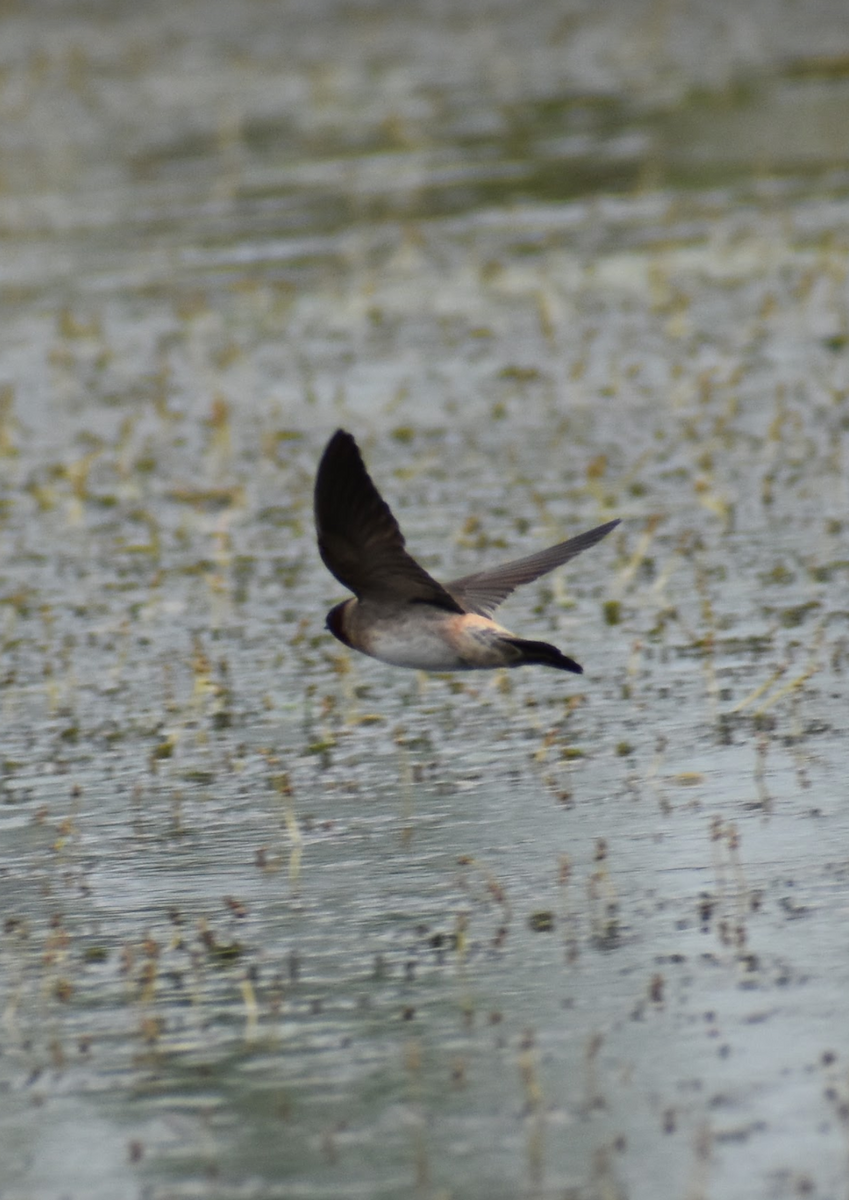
[358,610,515,670]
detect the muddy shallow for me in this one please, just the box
[1,2,849,1198]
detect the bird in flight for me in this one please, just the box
[314,430,619,674]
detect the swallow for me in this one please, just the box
[314,429,619,674]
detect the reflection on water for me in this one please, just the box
[1,2,849,1198]
[1,0,849,292]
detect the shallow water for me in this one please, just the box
[1,2,849,1198]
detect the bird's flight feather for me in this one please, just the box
[447,519,621,616]
[314,430,463,610]
[315,429,620,620]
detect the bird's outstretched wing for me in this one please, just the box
[447,519,620,616]
[314,430,463,610]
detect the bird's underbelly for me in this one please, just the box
[363,626,467,670]
[359,613,514,671]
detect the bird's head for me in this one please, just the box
[325,601,353,647]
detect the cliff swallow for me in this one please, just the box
[315,429,619,674]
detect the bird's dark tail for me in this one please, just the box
[502,637,583,674]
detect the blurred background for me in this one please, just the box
[1,3,848,1198]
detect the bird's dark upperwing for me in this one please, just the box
[447,518,620,616]
[314,430,462,610]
